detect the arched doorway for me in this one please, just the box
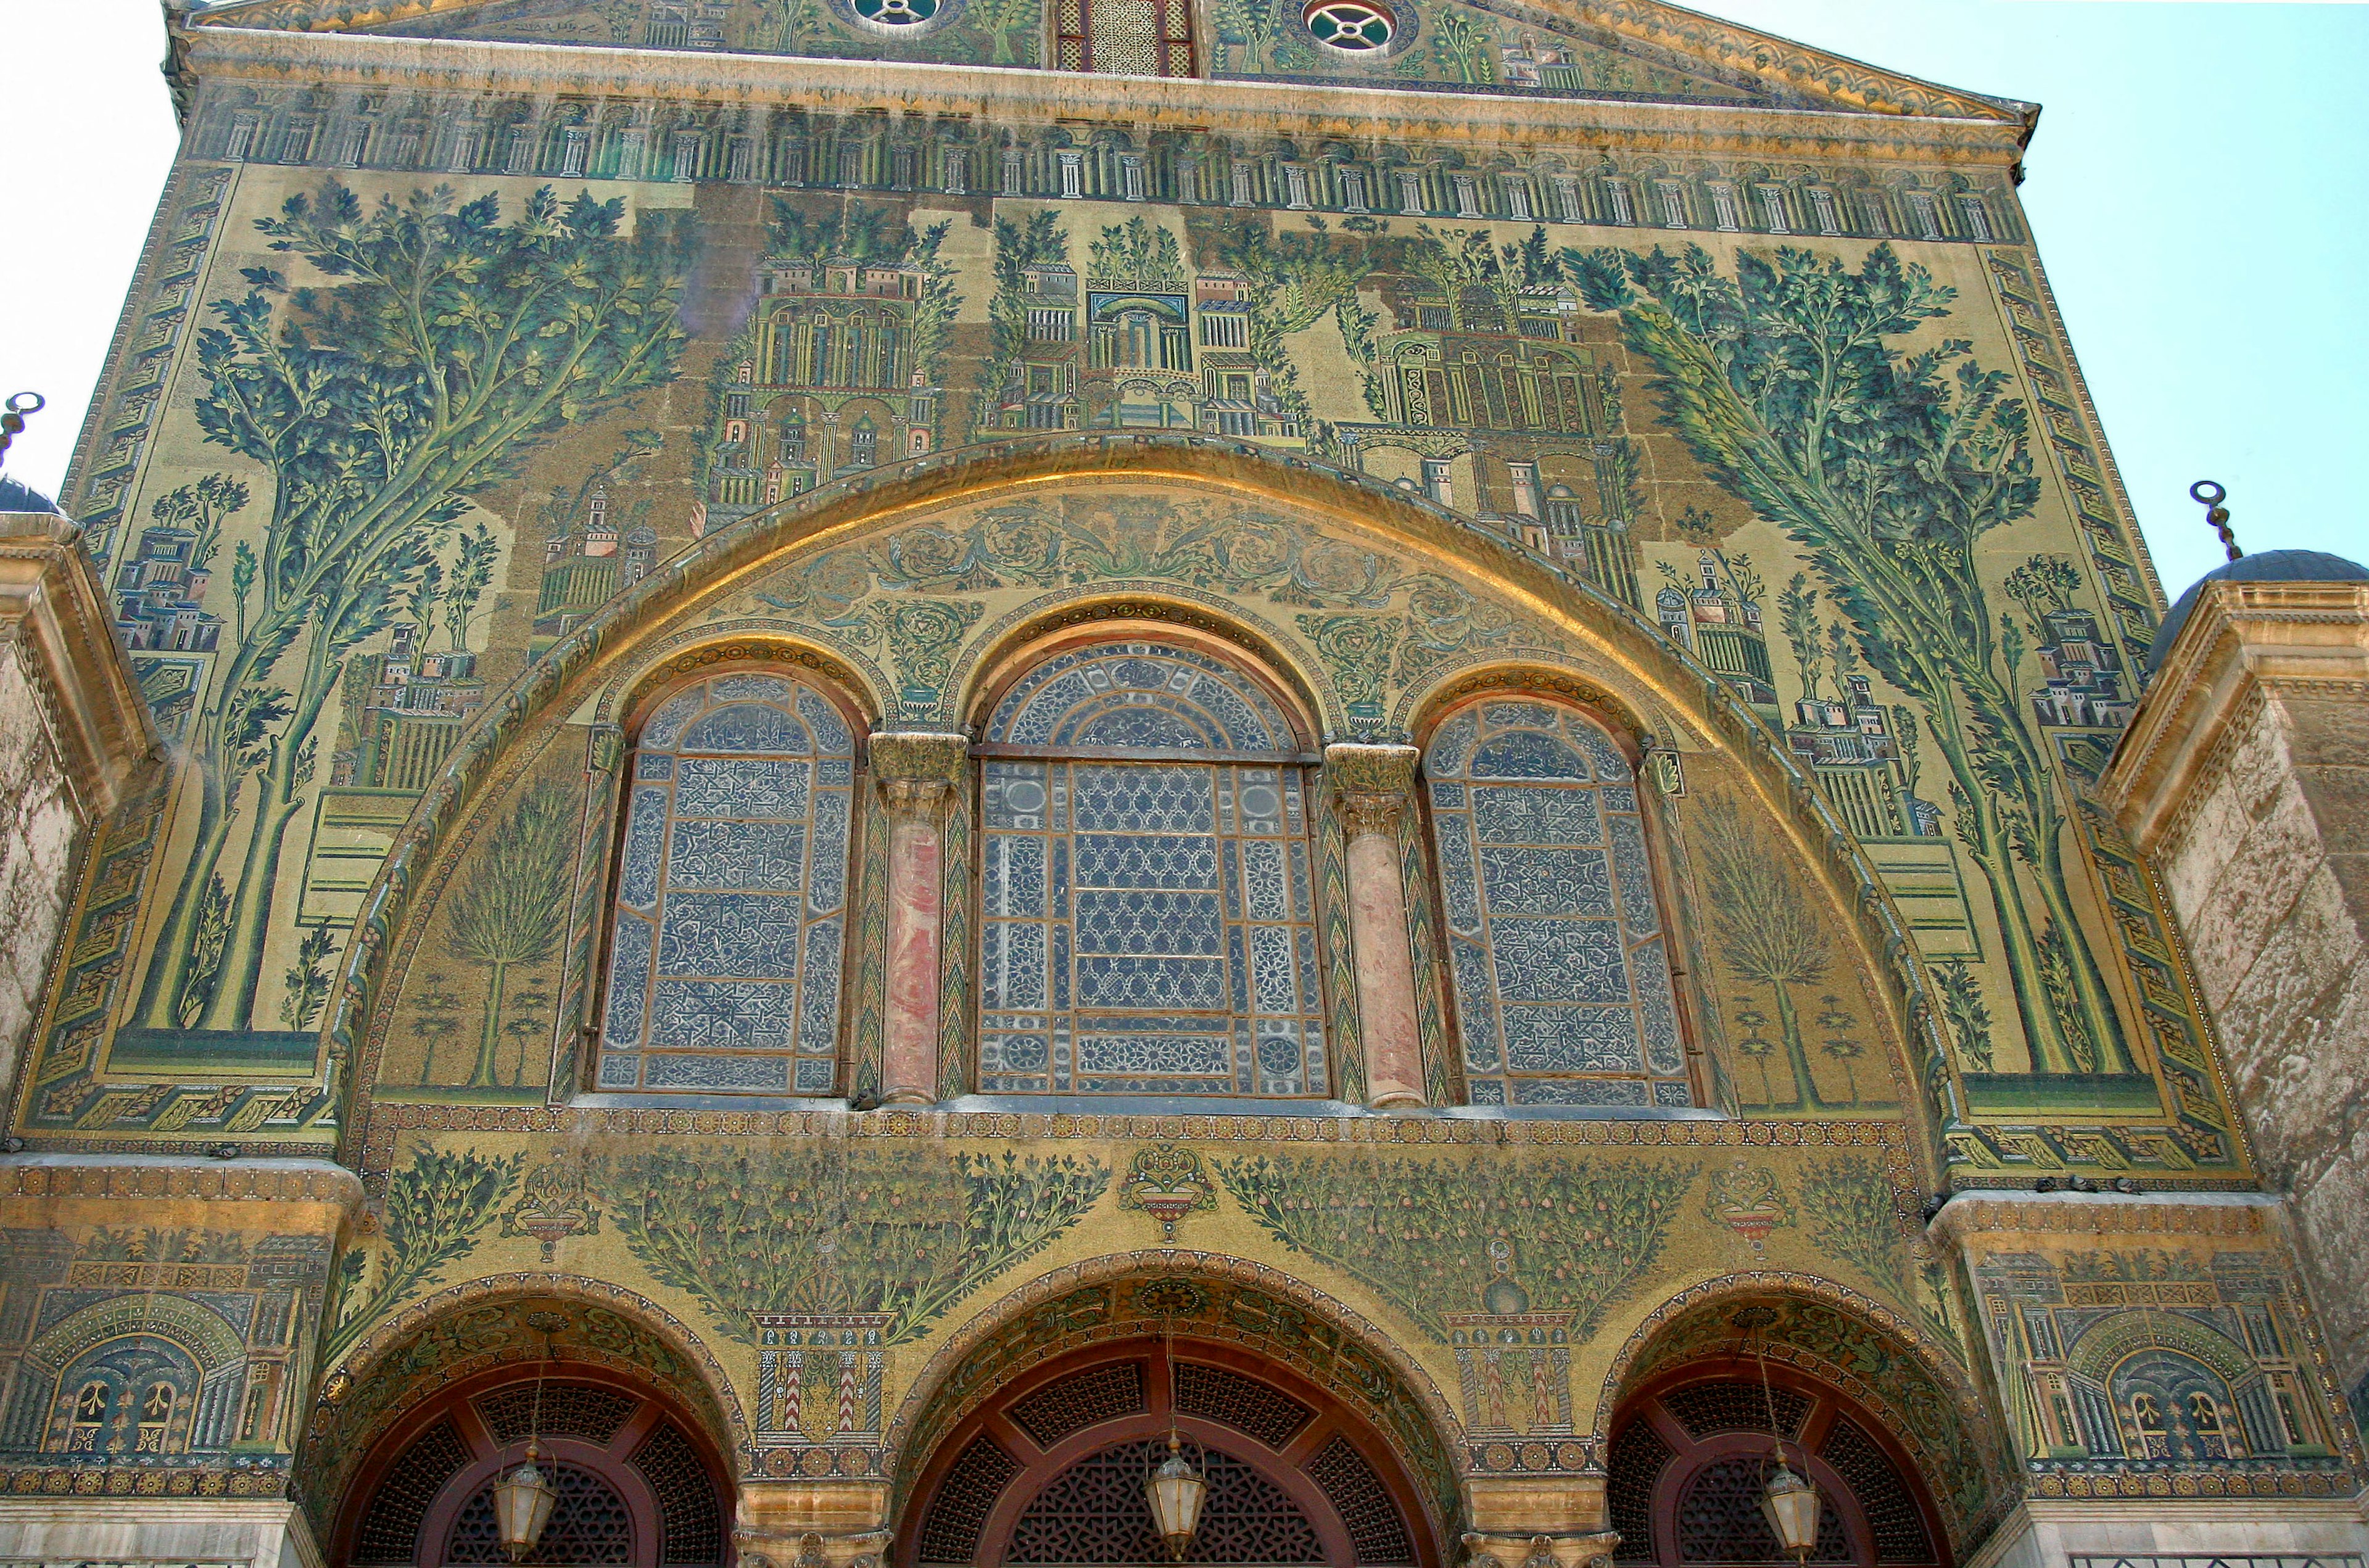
[334,1366,731,1568]
[1605,1360,1947,1568]
[901,1339,1436,1568]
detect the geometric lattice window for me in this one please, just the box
[919,1437,1026,1564]
[977,640,1328,1096]
[630,1419,727,1564]
[1674,1455,1849,1565]
[447,1461,635,1564]
[1011,1364,1147,1448]
[1056,0,1194,75]
[1607,1377,1944,1567]
[601,672,855,1094]
[1305,1435,1415,1565]
[354,1418,475,1564]
[1005,1438,1323,1564]
[1175,1361,1314,1451]
[477,1383,639,1446]
[1425,699,1690,1107]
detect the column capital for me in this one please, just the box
[1325,743,1419,840]
[867,730,969,786]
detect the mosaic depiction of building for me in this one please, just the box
[7,1,2364,1567]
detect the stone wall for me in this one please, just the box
[0,512,152,1102]
[2102,578,2369,1421]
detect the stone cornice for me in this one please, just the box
[0,511,157,823]
[0,1152,365,1210]
[2098,579,2369,857]
[178,26,2030,165]
[1927,1186,2281,1248]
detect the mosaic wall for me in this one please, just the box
[35,58,2225,1179]
[22,1,2351,1541]
[1952,1199,2368,1503]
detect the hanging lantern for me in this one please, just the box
[1145,1435,1206,1562]
[1758,1455,1820,1564]
[493,1443,559,1562]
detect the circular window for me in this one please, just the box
[1304,0,1394,49]
[852,0,940,23]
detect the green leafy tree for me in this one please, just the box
[1215,220,1371,437]
[444,780,578,1087]
[133,179,693,1036]
[440,521,498,651]
[600,1147,1110,1343]
[277,926,338,1031]
[1218,0,1280,70]
[146,474,249,580]
[1428,7,1495,83]
[1779,571,1824,701]
[964,0,1036,62]
[326,1147,523,1360]
[1694,792,1833,1110]
[1570,242,2131,1075]
[977,209,1069,431]
[1089,217,1186,289]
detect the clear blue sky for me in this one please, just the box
[2,0,2361,596]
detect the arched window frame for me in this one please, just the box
[1604,1360,1951,1567]
[967,626,1333,1100]
[593,664,870,1099]
[1416,691,1700,1109]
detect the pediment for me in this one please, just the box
[188,0,2032,124]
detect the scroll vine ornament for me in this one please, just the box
[598,1147,1110,1344]
[1118,1144,1220,1243]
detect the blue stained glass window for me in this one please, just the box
[1427,700,1692,1108]
[601,674,855,1095]
[979,641,1326,1097]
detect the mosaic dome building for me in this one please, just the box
[2,3,2367,1567]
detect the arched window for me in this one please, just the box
[1424,699,1690,1106]
[977,638,1326,1097]
[1606,1372,1946,1567]
[601,672,856,1095]
[341,1373,728,1568]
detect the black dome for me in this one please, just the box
[2146,548,2369,675]
[0,474,60,516]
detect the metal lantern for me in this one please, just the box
[1758,1456,1821,1563]
[1145,1435,1207,1562]
[493,1443,560,1562]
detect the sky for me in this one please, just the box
[1,0,2362,597]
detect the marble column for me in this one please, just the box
[870,734,967,1107]
[1327,743,1426,1108]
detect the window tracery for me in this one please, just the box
[1424,699,1690,1106]
[977,639,1326,1097]
[601,672,856,1094]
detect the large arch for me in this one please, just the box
[1594,1276,2007,1554]
[900,1337,1440,1568]
[324,435,1959,1183]
[301,1278,751,1530]
[883,1252,1467,1551]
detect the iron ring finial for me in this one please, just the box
[2191,478,2241,561]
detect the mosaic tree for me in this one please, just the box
[1572,242,2131,1078]
[445,780,577,1089]
[131,179,694,1038]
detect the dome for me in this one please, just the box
[0,474,60,516]
[2145,548,2369,675]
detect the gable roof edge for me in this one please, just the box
[184,0,2037,138]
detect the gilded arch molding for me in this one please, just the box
[300,1274,754,1515]
[325,435,1957,1181]
[1592,1270,2007,1548]
[882,1248,1468,1539]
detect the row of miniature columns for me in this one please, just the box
[866,735,1426,1107]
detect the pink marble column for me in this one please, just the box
[1327,744,1426,1108]
[871,735,967,1107]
